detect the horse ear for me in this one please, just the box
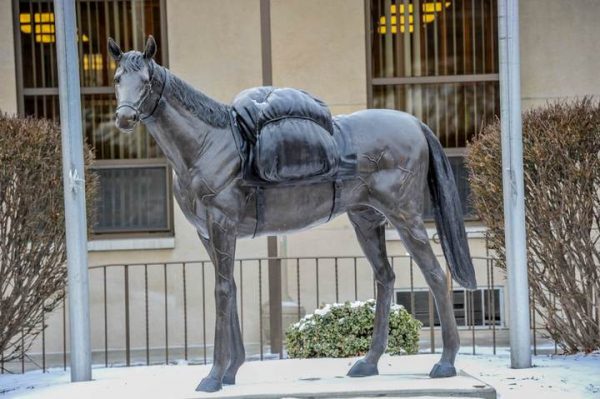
[143,35,157,60]
[108,37,122,61]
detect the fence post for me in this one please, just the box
[267,236,283,355]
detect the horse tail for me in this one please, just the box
[421,122,476,290]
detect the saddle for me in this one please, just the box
[231,87,356,186]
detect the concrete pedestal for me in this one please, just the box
[191,356,496,399]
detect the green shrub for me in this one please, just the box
[285,299,422,358]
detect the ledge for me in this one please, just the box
[88,237,175,252]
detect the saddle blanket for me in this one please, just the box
[231,86,356,186]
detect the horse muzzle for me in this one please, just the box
[115,106,139,133]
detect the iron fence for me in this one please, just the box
[1,254,557,374]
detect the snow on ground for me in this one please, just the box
[0,353,598,398]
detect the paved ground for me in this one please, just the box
[2,355,498,399]
[3,352,599,398]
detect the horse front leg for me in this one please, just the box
[196,214,237,392]
[222,277,245,385]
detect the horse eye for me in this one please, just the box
[114,76,120,85]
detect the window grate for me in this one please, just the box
[395,287,502,327]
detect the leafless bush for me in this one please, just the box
[467,98,600,353]
[0,113,96,364]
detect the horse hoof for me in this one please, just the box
[222,373,236,385]
[347,359,379,377]
[195,376,223,392]
[429,362,457,378]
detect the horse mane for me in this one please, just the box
[118,51,230,129]
[167,73,231,129]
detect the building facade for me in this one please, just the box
[1,0,599,365]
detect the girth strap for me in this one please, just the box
[253,186,265,238]
[327,180,343,222]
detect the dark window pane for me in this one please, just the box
[484,288,501,326]
[94,166,169,233]
[453,290,466,326]
[372,81,499,148]
[396,288,501,327]
[18,0,164,89]
[396,291,439,327]
[82,94,162,160]
[371,0,498,78]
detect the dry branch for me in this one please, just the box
[0,113,96,365]
[467,98,600,353]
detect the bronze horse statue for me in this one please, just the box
[108,36,476,392]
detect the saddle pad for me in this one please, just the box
[255,117,339,182]
[232,86,342,184]
[232,86,333,143]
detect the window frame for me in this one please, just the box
[11,0,173,238]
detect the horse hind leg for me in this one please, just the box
[387,212,460,378]
[346,206,395,377]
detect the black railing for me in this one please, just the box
[1,254,558,374]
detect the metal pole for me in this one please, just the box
[54,0,92,381]
[267,237,283,355]
[498,0,532,369]
[260,0,283,355]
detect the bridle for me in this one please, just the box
[115,63,166,126]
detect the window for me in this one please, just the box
[367,0,499,219]
[395,288,502,327]
[13,0,171,236]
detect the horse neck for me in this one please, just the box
[144,69,232,175]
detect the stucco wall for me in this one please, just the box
[270,0,367,115]
[0,0,18,114]
[520,0,600,108]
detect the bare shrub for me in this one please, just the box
[467,98,600,353]
[0,113,96,364]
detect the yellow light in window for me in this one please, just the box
[83,54,104,71]
[377,1,451,34]
[20,13,31,23]
[34,12,54,23]
[36,34,55,43]
[35,24,55,34]
[20,12,56,43]
[20,12,88,44]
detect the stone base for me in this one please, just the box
[191,355,496,399]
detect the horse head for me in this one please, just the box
[108,35,158,133]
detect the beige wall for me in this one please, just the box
[271,0,367,115]
[520,0,600,109]
[166,0,263,104]
[0,0,18,114]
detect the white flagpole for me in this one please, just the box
[54,0,92,382]
[498,0,532,369]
